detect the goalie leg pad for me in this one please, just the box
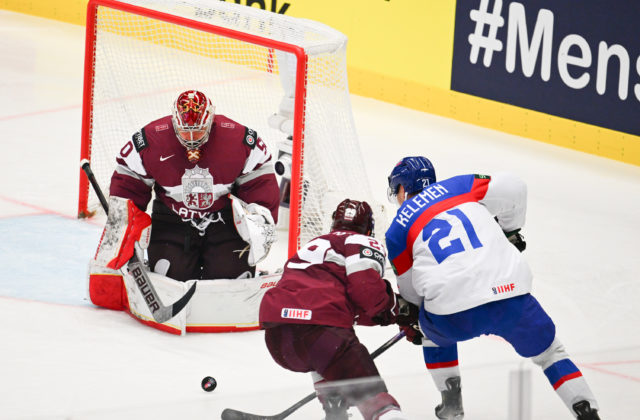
[88,260,128,311]
[186,273,281,332]
[123,270,189,335]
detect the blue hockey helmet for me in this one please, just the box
[387,156,436,202]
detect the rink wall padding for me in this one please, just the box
[2,0,638,166]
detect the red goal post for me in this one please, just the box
[78,0,386,256]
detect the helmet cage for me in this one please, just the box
[172,90,215,150]
[330,199,375,236]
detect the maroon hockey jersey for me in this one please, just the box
[259,230,394,329]
[109,114,279,222]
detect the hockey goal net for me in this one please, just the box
[79,0,386,255]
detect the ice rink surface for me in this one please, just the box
[1,10,639,420]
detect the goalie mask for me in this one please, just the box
[387,156,436,203]
[331,199,374,236]
[172,90,215,151]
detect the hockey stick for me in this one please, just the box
[81,159,197,324]
[220,330,406,420]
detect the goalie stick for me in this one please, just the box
[220,330,406,420]
[80,159,197,324]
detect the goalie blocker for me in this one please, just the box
[94,196,151,271]
[89,195,150,311]
[89,196,151,310]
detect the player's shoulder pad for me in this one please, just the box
[132,128,149,152]
[243,127,259,149]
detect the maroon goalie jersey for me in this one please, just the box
[109,114,279,222]
[259,230,393,329]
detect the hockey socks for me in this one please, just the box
[532,338,599,416]
[423,344,460,392]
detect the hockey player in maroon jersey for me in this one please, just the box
[259,199,409,420]
[90,90,279,294]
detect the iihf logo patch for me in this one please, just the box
[281,308,312,320]
[492,283,515,295]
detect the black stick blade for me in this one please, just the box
[221,408,277,420]
[170,281,197,318]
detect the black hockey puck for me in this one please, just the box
[201,376,217,392]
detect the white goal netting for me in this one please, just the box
[80,0,387,251]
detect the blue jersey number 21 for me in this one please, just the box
[422,208,483,263]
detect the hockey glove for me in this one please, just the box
[396,295,420,326]
[400,323,424,345]
[504,228,526,252]
[371,280,399,326]
[395,294,423,344]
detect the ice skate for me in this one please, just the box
[573,400,601,420]
[435,377,464,420]
[322,395,349,420]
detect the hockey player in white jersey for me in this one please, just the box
[384,156,601,420]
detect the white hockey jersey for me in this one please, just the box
[385,173,532,315]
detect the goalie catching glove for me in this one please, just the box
[94,196,152,270]
[229,194,276,266]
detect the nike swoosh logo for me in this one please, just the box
[160,154,175,162]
